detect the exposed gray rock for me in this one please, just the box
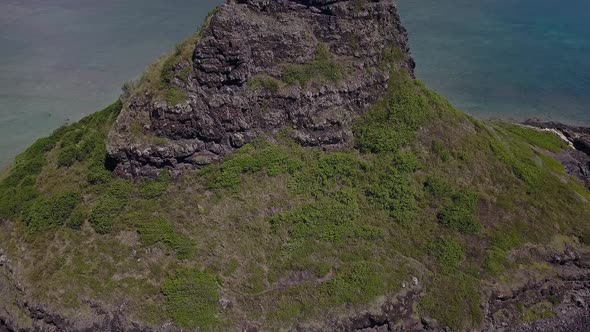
[523,119,590,189]
[107,0,415,178]
[486,248,590,332]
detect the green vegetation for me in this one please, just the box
[420,274,482,331]
[205,141,302,192]
[139,172,171,199]
[66,207,88,229]
[503,124,567,153]
[520,301,555,322]
[432,140,452,161]
[158,43,191,105]
[247,74,281,93]
[438,191,481,234]
[427,237,465,274]
[24,192,81,232]
[0,101,120,221]
[89,179,133,234]
[270,188,362,244]
[57,146,78,167]
[137,216,195,259]
[424,175,454,199]
[0,138,57,218]
[483,222,527,275]
[538,153,565,174]
[162,268,219,329]
[1,30,590,332]
[320,261,385,305]
[488,124,572,195]
[365,157,420,221]
[380,46,407,69]
[282,44,344,86]
[353,75,431,153]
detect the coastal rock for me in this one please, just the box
[523,119,590,189]
[485,246,590,332]
[106,0,415,178]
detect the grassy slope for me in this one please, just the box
[1,28,590,332]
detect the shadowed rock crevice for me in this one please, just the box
[0,319,14,332]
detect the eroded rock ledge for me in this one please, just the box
[106,0,415,178]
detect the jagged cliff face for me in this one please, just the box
[107,0,415,178]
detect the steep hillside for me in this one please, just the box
[1,1,590,331]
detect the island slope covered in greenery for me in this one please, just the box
[1,1,590,331]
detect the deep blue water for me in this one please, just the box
[1,0,589,168]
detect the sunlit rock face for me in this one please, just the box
[107,0,415,178]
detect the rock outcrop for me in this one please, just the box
[486,246,590,332]
[524,119,590,188]
[107,0,415,178]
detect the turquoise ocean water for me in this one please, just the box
[398,0,590,125]
[1,0,589,168]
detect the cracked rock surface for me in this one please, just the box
[106,0,415,178]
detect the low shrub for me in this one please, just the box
[391,151,422,173]
[317,153,360,184]
[60,129,84,149]
[520,301,555,322]
[137,216,195,259]
[0,134,59,190]
[139,172,171,199]
[0,183,38,219]
[165,87,189,105]
[207,142,302,192]
[270,188,361,244]
[66,207,88,229]
[145,8,220,106]
[162,268,219,329]
[282,44,344,86]
[484,222,527,275]
[438,191,481,234]
[427,237,465,274]
[89,196,125,234]
[353,76,431,154]
[247,75,281,93]
[489,134,548,190]
[77,100,122,127]
[24,192,81,232]
[380,46,406,68]
[78,132,104,161]
[89,180,134,234]
[366,169,419,222]
[87,164,112,185]
[424,175,454,199]
[320,261,385,305]
[419,273,482,330]
[290,152,360,196]
[432,140,452,162]
[484,246,508,276]
[57,146,78,168]
[364,152,420,221]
